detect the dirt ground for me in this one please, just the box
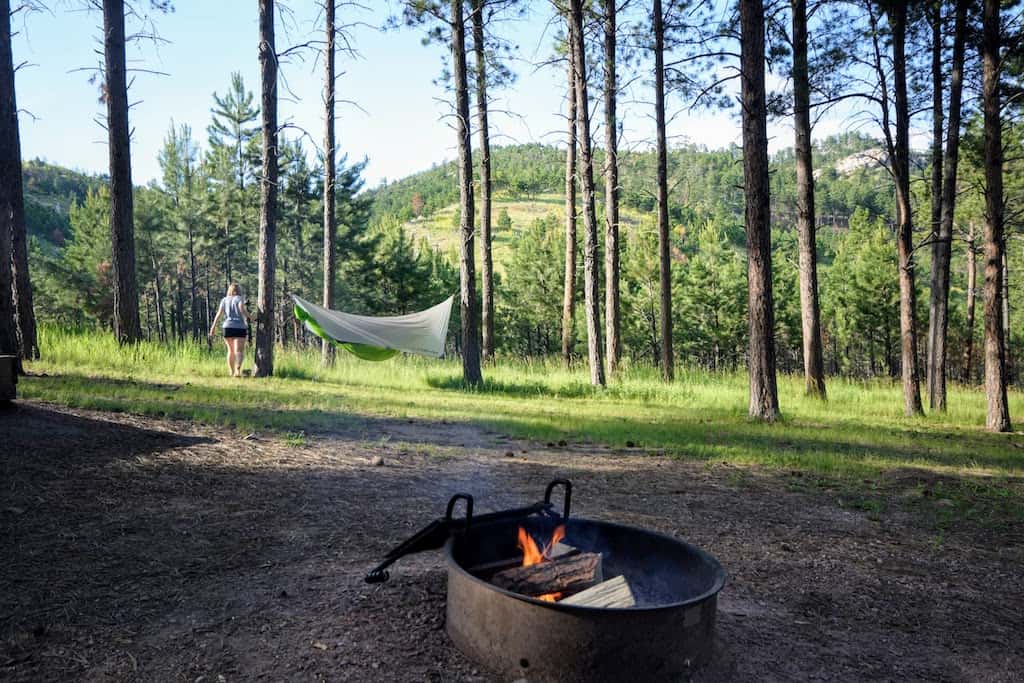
[1,400,1022,682]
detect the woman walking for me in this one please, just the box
[209,283,254,377]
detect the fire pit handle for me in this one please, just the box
[445,493,475,533]
[544,479,572,519]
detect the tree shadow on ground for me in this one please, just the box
[1,404,1021,681]
[22,372,1024,476]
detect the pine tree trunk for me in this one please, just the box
[889,4,924,417]
[150,251,166,342]
[471,0,495,362]
[254,0,278,377]
[963,223,977,382]
[0,0,29,367]
[603,0,621,377]
[928,0,967,411]
[562,29,577,368]
[981,0,1010,431]
[569,0,605,387]
[322,0,336,367]
[653,0,673,382]
[187,224,200,341]
[792,0,825,399]
[103,0,142,345]
[925,0,944,407]
[452,0,483,386]
[1003,249,1012,382]
[740,0,779,420]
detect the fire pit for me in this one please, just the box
[366,480,726,682]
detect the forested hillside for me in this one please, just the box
[367,132,895,232]
[360,132,1008,383]
[23,126,1016,388]
[23,160,104,249]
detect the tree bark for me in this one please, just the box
[187,222,199,341]
[791,0,825,399]
[963,223,977,382]
[149,251,166,342]
[470,0,495,362]
[653,0,673,382]
[569,0,605,387]
[0,0,17,365]
[103,0,142,345]
[740,0,779,420]
[603,0,621,377]
[322,0,336,367]
[927,0,968,411]
[0,0,31,367]
[562,23,577,368]
[452,0,483,386]
[254,0,278,377]
[889,4,924,417]
[1002,248,1011,382]
[981,0,1010,431]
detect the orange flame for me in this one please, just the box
[516,524,566,602]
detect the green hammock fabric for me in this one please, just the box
[294,304,400,361]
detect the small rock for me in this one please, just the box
[278,589,289,599]
[504,451,515,458]
[242,432,257,441]
[370,456,385,467]
[781,543,794,552]
[936,498,954,508]
[312,641,328,651]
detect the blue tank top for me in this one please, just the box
[221,296,246,329]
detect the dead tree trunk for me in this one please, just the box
[562,26,578,369]
[322,0,336,367]
[792,0,825,399]
[963,223,977,382]
[981,0,1010,431]
[452,0,483,386]
[740,0,779,420]
[254,0,278,377]
[653,0,673,382]
[603,0,621,376]
[927,0,968,411]
[103,0,142,345]
[569,0,605,387]
[470,0,495,362]
[0,0,30,367]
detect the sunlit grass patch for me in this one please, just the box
[21,325,1024,531]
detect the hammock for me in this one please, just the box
[293,294,454,361]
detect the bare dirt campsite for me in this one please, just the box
[2,394,1022,681]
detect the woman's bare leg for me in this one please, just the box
[224,337,235,376]
[234,338,246,376]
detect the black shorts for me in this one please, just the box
[224,328,248,339]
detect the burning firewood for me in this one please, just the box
[490,552,603,599]
[560,574,636,608]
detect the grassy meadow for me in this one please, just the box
[19,325,1024,531]
[402,193,645,275]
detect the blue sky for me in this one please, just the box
[12,1,853,188]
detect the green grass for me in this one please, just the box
[403,193,645,276]
[19,325,1024,531]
